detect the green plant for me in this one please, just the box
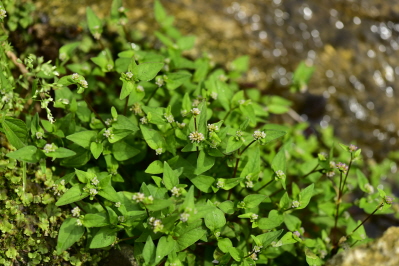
[0,1,397,265]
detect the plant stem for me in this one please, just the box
[145,86,160,105]
[194,117,199,158]
[255,179,274,192]
[347,202,383,237]
[123,97,129,116]
[240,140,256,155]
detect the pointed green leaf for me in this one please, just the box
[89,226,118,249]
[66,130,97,149]
[56,218,85,254]
[56,184,89,206]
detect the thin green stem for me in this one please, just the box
[123,97,129,116]
[194,117,199,158]
[255,179,274,192]
[347,202,383,237]
[240,140,256,156]
[341,155,353,193]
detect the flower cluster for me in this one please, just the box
[180,212,190,222]
[292,200,301,208]
[140,116,148,124]
[155,148,163,155]
[253,130,266,140]
[245,175,254,188]
[216,179,225,189]
[149,217,164,233]
[171,186,181,197]
[132,192,145,203]
[103,128,114,139]
[0,6,7,20]
[164,114,174,123]
[71,207,81,217]
[43,143,57,153]
[191,108,201,116]
[336,162,349,173]
[189,131,204,143]
[349,144,358,152]
[207,124,219,132]
[275,170,286,179]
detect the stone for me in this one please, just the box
[326,226,399,266]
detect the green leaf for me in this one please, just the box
[279,232,297,245]
[263,130,286,144]
[90,142,103,159]
[297,183,314,209]
[256,230,283,246]
[279,192,291,210]
[194,151,215,175]
[284,214,302,231]
[175,222,207,251]
[146,199,173,211]
[140,125,165,150]
[135,62,164,81]
[145,160,164,174]
[60,146,91,167]
[86,7,102,38]
[143,236,156,265]
[218,238,233,253]
[1,117,28,149]
[45,147,76,159]
[156,236,177,264]
[204,208,226,231]
[59,42,80,61]
[188,175,215,193]
[305,248,323,265]
[225,137,243,154]
[6,145,42,163]
[177,35,196,50]
[218,201,235,214]
[230,55,249,73]
[112,140,140,161]
[56,218,85,254]
[240,145,260,178]
[120,80,134,100]
[89,226,118,249]
[66,130,97,149]
[258,210,284,230]
[163,161,179,190]
[166,71,192,90]
[56,184,89,206]
[82,213,110,227]
[243,194,267,209]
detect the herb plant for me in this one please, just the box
[0,1,396,265]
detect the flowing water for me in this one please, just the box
[35,0,399,164]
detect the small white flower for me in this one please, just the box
[251,213,259,220]
[43,143,57,153]
[191,108,201,116]
[118,216,126,223]
[192,99,200,107]
[180,212,190,222]
[125,72,133,80]
[215,232,221,237]
[155,148,163,155]
[364,183,374,194]
[209,140,219,148]
[118,6,125,12]
[253,245,263,253]
[115,202,121,208]
[103,128,114,139]
[59,52,67,61]
[71,207,81,217]
[181,109,188,117]
[136,85,144,92]
[140,117,148,124]
[71,73,80,80]
[210,92,218,100]
[245,180,254,188]
[76,219,83,226]
[152,219,164,232]
[91,176,100,186]
[176,122,186,129]
[93,32,101,40]
[130,102,143,115]
[218,74,227,81]
[275,170,286,179]
[249,252,258,261]
[164,114,174,123]
[155,76,164,87]
[36,132,43,139]
[293,231,301,237]
[189,131,204,143]
[216,179,225,188]
[105,118,113,126]
[132,192,145,203]
[329,161,336,168]
[207,124,219,132]
[326,171,335,177]
[0,8,7,19]
[106,64,113,71]
[79,80,88,88]
[171,187,181,197]
[147,195,154,203]
[292,200,301,208]
[238,99,245,105]
[60,98,69,105]
[349,144,358,152]
[271,240,282,247]
[253,130,266,140]
[89,188,98,196]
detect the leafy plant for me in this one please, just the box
[0,1,397,265]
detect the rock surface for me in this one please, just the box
[100,244,138,266]
[326,226,399,266]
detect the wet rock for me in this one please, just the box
[326,226,399,266]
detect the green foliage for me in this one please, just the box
[0,0,397,265]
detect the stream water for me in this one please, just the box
[34,0,399,164]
